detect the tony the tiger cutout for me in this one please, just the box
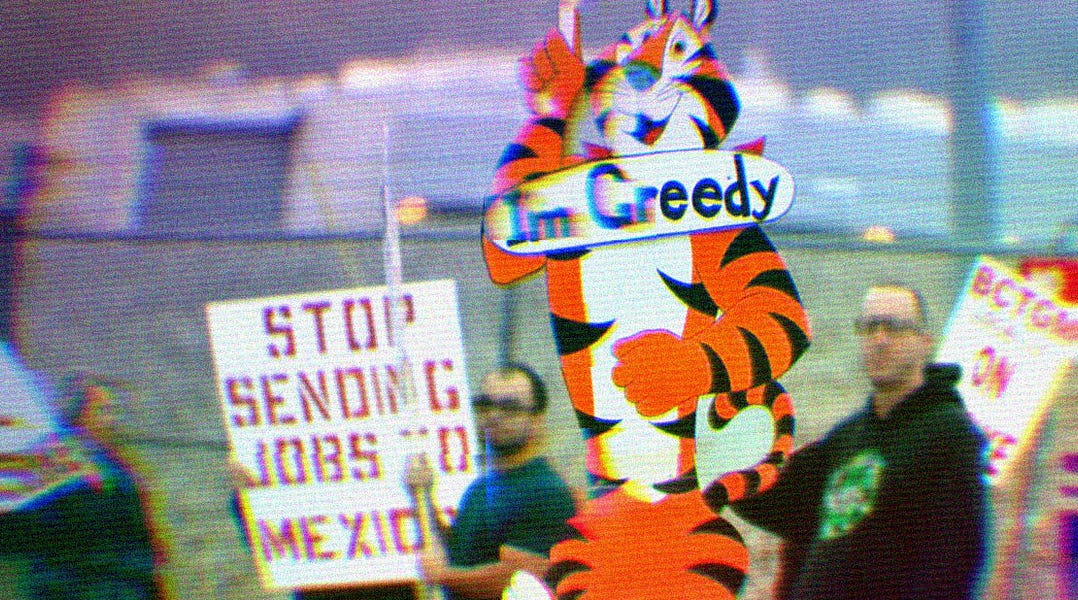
[482,1,810,597]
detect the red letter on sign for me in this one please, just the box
[1058,311,1078,341]
[264,305,296,358]
[993,278,1016,309]
[258,518,301,561]
[340,513,376,558]
[971,265,994,297]
[274,437,308,485]
[303,301,333,354]
[298,370,332,423]
[971,346,1015,399]
[336,367,371,419]
[425,359,460,412]
[348,433,382,480]
[438,425,471,474]
[1030,299,1057,329]
[300,515,337,560]
[313,433,345,483]
[344,298,378,351]
[389,508,422,555]
[262,373,295,425]
[227,377,259,426]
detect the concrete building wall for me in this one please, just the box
[26,81,392,234]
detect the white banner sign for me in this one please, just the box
[937,257,1078,483]
[484,149,794,255]
[206,280,477,590]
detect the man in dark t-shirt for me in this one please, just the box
[407,364,577,600]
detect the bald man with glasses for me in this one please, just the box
[729,284,989,600]
[406,364,576,600]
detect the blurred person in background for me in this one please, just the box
[405,363,577,600]
[728,283,988,600]
[0,372,168,599]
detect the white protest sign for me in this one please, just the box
[206,280,477,590]
[936,256,1078,483]
[484,149,793,255]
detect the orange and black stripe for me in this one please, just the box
[546,490,749,599]
[702,381,795,508]
[668,225,810,394]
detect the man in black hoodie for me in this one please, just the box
[728,283,988,600]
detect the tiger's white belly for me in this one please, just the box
[578,236,696,495]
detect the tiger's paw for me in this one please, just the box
[611,330,712,417]
[502,570,554,600]
[519,28,586,118]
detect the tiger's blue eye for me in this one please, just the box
[672,41,686,55]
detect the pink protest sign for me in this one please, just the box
[937,256,1078,482]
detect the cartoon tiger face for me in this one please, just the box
[583,0,739,155]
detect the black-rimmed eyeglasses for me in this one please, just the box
[471,394,538,414]
[853,315,924,336]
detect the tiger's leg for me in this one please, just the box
[546,490,748,600]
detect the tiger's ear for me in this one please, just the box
[690,0,717,30]
[557,0,582,55]
[645,0,667,19]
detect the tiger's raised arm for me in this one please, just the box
[481,3,587,286]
